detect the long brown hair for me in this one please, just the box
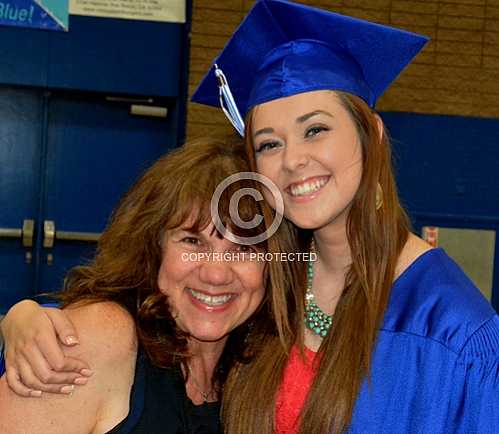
[222,91,410,433]
[57,135,278,385]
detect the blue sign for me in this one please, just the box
[0,0,68,31]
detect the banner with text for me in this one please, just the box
[69,0,185,23]
[0,0,68,31]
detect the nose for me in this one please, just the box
[198,259,234,287]
[282,140,309,172]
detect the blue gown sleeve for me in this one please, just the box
[452,315,499,433]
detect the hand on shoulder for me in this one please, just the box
[0,301,137,434]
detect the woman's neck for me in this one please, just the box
[313,220,351,274]
[185,338,226,404]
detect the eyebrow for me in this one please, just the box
[296,110,334,123]
[253,110,333,138]
[174,227,199,236]
[253,127,274,138]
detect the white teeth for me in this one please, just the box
[188,288,234,306]
[290,178,328,197]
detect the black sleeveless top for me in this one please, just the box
[107,350,222,434]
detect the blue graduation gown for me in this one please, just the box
[348,248,498,433]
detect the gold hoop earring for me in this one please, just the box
[375,183,383,210]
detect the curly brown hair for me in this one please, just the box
[57,135,282,386]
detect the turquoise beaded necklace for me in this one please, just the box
[304,240,333,337]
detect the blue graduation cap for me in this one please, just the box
[191,0,429,136]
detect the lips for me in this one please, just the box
[187,288,237,308]
[287,175,330,197]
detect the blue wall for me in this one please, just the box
[382,111,499,311]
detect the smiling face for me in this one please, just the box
[157,220,266,345]
[251,90,363,231]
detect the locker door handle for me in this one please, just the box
[43,220,101,248]
[0,219,35,247]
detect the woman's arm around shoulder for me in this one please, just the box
[1,299,92,396]
[0,301,137,434]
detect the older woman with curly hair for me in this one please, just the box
[0,136,297,434]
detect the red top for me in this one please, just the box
[275,345,319,434]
